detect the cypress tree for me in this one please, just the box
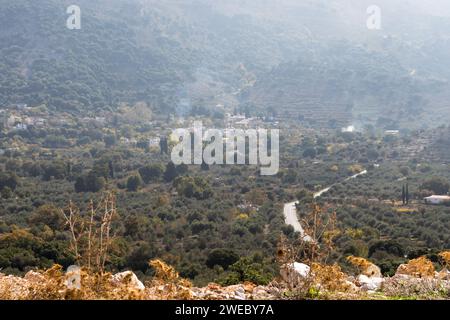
[406,183,409,204]
[402,184,406,205]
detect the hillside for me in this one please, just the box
[1,0,450,302]
[1,0,450,126]
[0,0,307,114]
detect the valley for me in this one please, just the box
[0,0,450,301]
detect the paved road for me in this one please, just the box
[283,201,312,241]
[283,201,304,233]
[283,169,368,240]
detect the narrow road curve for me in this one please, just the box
[283,169,368,238]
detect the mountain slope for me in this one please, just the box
[1,0,449,126]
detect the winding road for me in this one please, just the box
[283,169,368,238]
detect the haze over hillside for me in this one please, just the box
[1,0,449,127]
[2,1,450,301]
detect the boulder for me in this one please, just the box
[363,264,382,278]
[234,286,246,300]
[292,262,311,277]
[356,274,384,292]
[280,262,310,288]
[65,265,82,289]
[111,271,145,290]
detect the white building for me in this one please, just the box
[342,125,355,133]
[149,137,160,147]
[15,123,28,130]
[94,117,106,125]
[385,130,400,135]
[424,195,450,205]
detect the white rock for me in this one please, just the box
[357,274,384,292]
[280,262,311,288]
[111,271,145,290]
[65,265,82,289]
[293,262,311,277]
[234,290,246,300]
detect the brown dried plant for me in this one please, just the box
[310,263,352,293]
[346,256,382,277]
[277,204,340,266]
[23,265,147,300]
[277,204,341,266]
[438,251,450,280]
[147,259,193,300]
[61,192,117,273]
[149,259,180,282]
[397,256,435,278]
[2,198,200,300]
[276,234,296,265]
[347,256,372,270]
[300,203,340,265]
[277,204,346,297]
[439,251,450,267]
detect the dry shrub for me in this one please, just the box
[0,273,29,300]
[1,198,198,300]
[277,204,347,298]
[277,204,341,266]
[281,262,354,299]
[276,234,296,265]
[61,192,117,273]
[25,265,68,300]
[1,261,194,300]
[147,259,193,300]
[300,204,340,264]
[347,256,372,271]
[439,251,450,267]
[347,256,382,277]
[396,256,435,278]
[310,263,352,293]
[149,259,180,282]
[24,265,147,300]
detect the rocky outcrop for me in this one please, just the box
[382,274,450,298]
[190,283,279,300]
[1,259,450,300]
[0,268,279,300]
[111,271,145,291]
